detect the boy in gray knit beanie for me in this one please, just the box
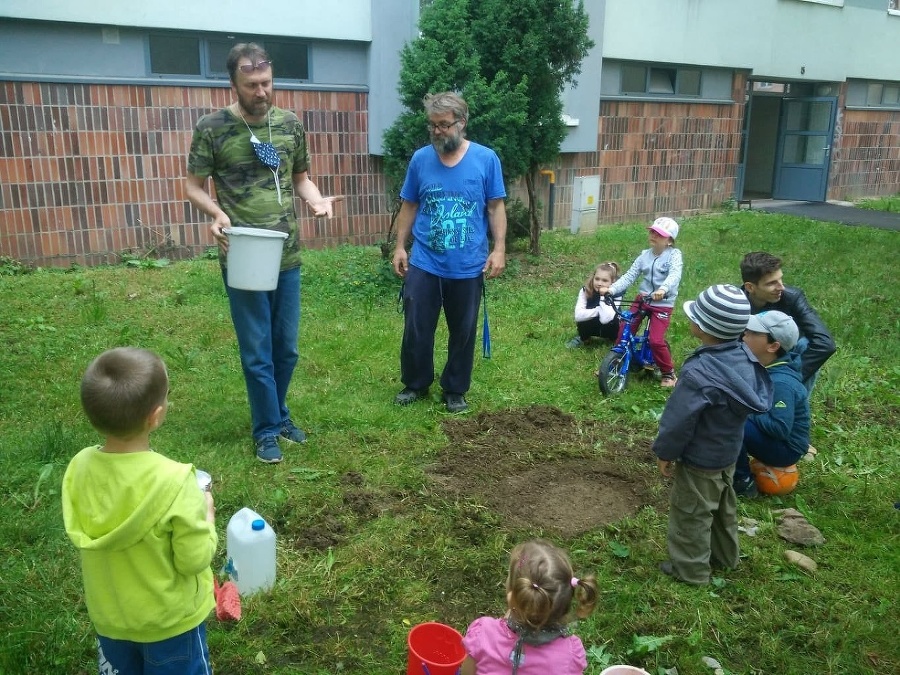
[652,284,773,585]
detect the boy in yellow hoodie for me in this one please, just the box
[62,347,217,674]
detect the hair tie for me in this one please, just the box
[532,583,540,590]
[570,577,579,588]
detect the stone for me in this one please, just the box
[775,508,825,546]
[784,549,818,573]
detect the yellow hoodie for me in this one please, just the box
[62,446,217,642]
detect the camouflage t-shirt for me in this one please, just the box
[187,106,310,270]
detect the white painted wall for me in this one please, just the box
[0,0,372,41]
[603,0,899,82]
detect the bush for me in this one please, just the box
[506,197,531,243]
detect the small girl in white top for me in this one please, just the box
[566,261,621,348]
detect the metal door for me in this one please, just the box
[772,97,836,201]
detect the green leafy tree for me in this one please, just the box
[383,0,593,255]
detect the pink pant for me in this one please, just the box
[618,297,675,374]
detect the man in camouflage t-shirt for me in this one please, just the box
[186,42,337,464]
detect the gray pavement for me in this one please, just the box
[750,199,900,231]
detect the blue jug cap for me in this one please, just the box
[251,519,265,531]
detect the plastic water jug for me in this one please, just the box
[226,508,276,596]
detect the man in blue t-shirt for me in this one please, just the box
[391,92,507,413]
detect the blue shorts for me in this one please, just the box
[97,623,211,675]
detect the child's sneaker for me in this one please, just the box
[255,436,283,464]
[566,336,584,349]
[280,419,307,444]
[661,372,678,388]
[734,476,759,498]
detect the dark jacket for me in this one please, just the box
[747,285,836,383]
[746,350,810,460]
[653,341,773,470]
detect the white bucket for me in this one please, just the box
[224,227,288,291]
[226,507,276,596]
[600,667,651,675]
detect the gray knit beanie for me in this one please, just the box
[683,284,751,340]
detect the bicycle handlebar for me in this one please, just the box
[603,294,657,321]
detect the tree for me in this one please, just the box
[383,0,594,255]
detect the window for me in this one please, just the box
[792,0,844,7]
[677,69,701,96]
[149,35,201,76]
[621,64,701,97]
[753,82,788,93]
[148,32,310,81]
[866,81,900,106]
[262,41,310,81]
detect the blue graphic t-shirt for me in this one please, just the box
[401,142,506,279]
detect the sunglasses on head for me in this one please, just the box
[239,60,272,74]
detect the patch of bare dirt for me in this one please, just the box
[431,405,661,537]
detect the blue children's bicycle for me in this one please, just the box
[597,295,661,395]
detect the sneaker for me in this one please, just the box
[442,392,469,413]
[395,387,428,406]
[734,476,759,498]
[659,560,677,578]
[660,560,708,586]
[280,419,307,444]
[255,436,283,464]
[566,336,584,349]
[661,372,678,388]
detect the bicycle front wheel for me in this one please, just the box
[598,350,629,395]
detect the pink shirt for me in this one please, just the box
[462,616,587,675]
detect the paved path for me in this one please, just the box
[751,200,900,231]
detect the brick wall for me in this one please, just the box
[829,107,900,200]
[519,75,747,232]
[0,82,390,267]
[3,76,896,268]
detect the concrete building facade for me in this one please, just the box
[1,0,898,266]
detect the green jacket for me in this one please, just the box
[62,446,217,642]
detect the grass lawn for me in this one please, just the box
[1,210,897,674]
[854,194,900,212]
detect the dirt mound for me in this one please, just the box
[431,405,661,537]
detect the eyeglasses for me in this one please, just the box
[427,120,459,131]
[239,60,272,74]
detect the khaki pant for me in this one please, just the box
[667,462,739,585]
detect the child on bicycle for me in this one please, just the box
[566,261,621,348]
[461,539,598,674]
[607,216,683,387]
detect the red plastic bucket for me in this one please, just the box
[406,622,465,675]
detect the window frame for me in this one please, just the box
[146,31,311,82]
[620,63,702,98]
[790,0,845,7]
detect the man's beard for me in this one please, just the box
[432,133,462,155]
[239,94,270,118]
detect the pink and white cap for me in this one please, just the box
[648,217,680,240]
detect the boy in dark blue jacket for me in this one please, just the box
[734,311,810,497]
[653,285,773,585]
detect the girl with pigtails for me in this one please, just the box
[461,539,598,675]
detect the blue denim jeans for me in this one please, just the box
[224,267,300,440]
[98,623,211,675]
[734,418,805,485]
